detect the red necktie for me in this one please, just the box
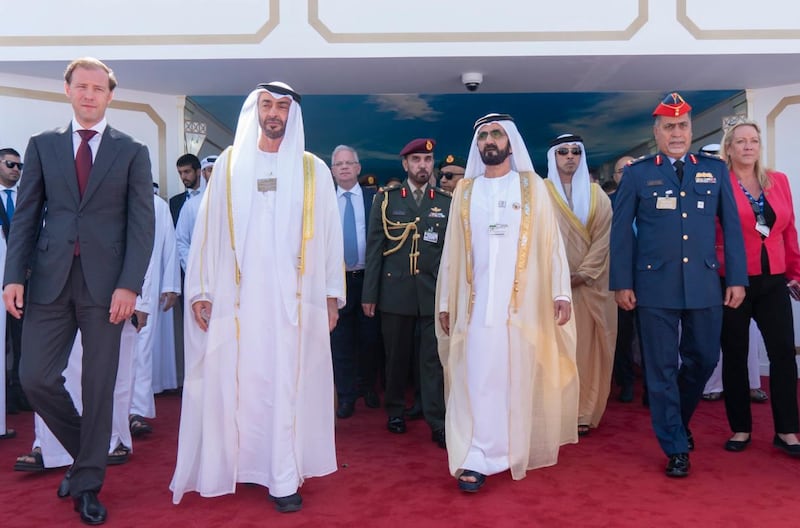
[75,129,98,198]
[74,129,97,255]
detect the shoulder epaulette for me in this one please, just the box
[696,151,725,163]
[433,187,452,198]
[629,154,654,166]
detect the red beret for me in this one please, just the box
[653,92,692,118]
[399,138,436,157]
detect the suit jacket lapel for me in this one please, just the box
[56,124,82,208]
[81,126,120,207]
[363,188,375,231]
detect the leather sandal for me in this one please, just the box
[129,414,153,437]
[107,444,130,465]
[14,447,45,472]
[458,470,486,493]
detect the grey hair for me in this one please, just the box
[331,144,359,164]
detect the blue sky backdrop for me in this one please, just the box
[192,90,739,183]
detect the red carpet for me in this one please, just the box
[2,382,800,527]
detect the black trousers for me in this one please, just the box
[721,274,799,433]
[20,257,124,496]
[381,312,444,431]
[329,271,381,402]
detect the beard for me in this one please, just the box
[409,168,430,184]
[480,143,511,166]
[260,117,286,139]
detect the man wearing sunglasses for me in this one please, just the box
[610,92,747,478]
[544,135,616,439]
[437,154,466,193]
[0,148,23,439]
[0,148,31,420]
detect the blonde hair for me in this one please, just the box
[64,57,117,91]
[721,119,770,189]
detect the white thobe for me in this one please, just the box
[175,188,203,273]
[32,267,155,466]
[33,322,140,467]
[461,173,520,475]
[171,148,345,503]
[131,196,180,414]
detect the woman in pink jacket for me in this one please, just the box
[716,119,800,456]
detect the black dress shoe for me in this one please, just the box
[363,391,380,409]
[432,428,446,449]
[686,428,694,452]
[268,492,302,513]
[387,416,406,434]
[336,400,355,419]
[724,435,751,452]
[773,435,800,456]
[73,491,107,525]
[58,468,72,498]
[404,404,423,420]
[665,453,690,478]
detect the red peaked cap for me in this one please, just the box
[399,138,436,157]
[652,92,692,117]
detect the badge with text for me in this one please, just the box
[488,223,509,236]
[423,228,439,244]
[656,197,677,210]
[257,178,277,192]
[755,222,770,237]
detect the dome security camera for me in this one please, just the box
[462,72,483,92]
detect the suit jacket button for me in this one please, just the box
[683,257,689,263]
[682,212,688,218]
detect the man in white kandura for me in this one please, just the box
[170,82,345,513]
[436,113,579,493]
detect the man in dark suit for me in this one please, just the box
[362,138,451,448]
[329,145,381,418]
[0,147,28,418]
[168,154,202,226]
[610,92,747,478]
[3,57,154,525]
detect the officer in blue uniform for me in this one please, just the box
[610,93,747,478]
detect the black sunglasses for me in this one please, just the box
[439,171,464,180]
[2,160,22,170]
[556,148,581,156]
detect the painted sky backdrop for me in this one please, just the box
[192,90,739,183]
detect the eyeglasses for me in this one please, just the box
[476,129,506,141]
[556,148,581,156]
[2,160,23,170]
[332,160,359,168]
[439,171,464,180]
